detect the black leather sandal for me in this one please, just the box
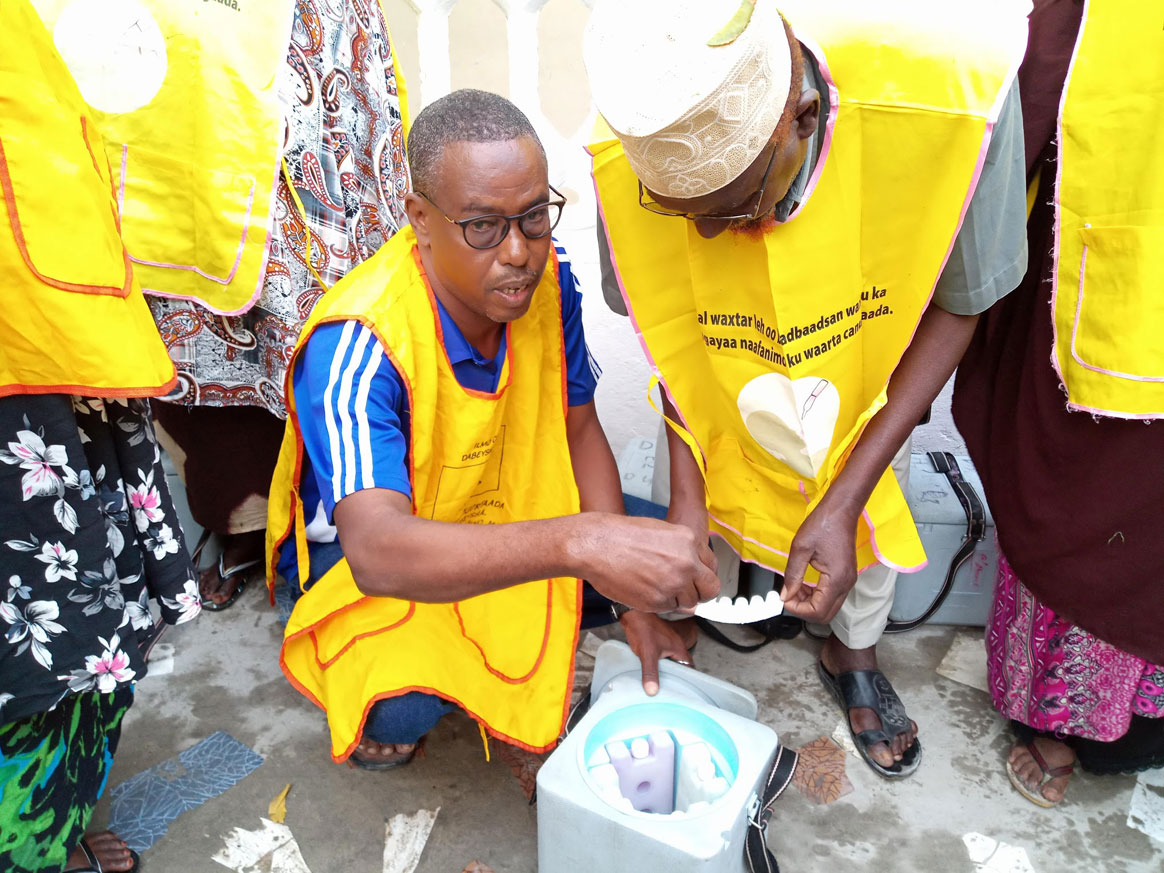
[817,661,922,779]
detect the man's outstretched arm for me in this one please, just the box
[779,305,979,621]
[566,399,714,693]
[334,484,719,613]
[781,80,1028,622]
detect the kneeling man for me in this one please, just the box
[266,90,719,769]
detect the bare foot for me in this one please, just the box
[1008,738,1075,805]
[66,831,135,872]
[199,531,264,606]
[347,737,417,769]
[821,635,918,769]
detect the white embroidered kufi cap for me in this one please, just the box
[584,0,792,199]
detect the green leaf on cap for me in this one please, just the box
[707,0,758,47]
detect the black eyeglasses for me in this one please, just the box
[638,145,778,222]
[416,185,567,250]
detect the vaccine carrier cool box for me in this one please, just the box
[537,641,781,872]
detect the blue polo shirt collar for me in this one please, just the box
[433,294,508,383]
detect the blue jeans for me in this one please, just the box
[363,691,457,745]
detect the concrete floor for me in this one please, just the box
[91,586,1164,873]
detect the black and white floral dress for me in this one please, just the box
[0,394,200,726]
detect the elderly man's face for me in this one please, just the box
[408,137,552,337]
[647,89,820,239]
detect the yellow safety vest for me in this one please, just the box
[30,0,292,314]
[591,0,1026,575]
[0,0,174,398]
[1050,0,1164,419]
[266,227,581,759]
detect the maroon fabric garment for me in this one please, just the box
[151,402,285,535]
[953,0,1164,664]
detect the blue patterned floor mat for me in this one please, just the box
[274,581,295,626]
[107,730,264,852]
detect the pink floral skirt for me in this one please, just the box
[987,553,1164,742]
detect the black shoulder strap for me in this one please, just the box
[744,744,799,873]
[884,451,986,633]
[694,614,802,653]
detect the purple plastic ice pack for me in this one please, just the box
[605,731,676,814]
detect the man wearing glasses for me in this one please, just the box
[586,0,1028,779]
[265,90,719,771]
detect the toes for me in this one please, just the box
[1043,780,1066,803]
[79,833,133,872]
[199,576,229,603]
[1010,750,1043,789]
[1015,760,1040,786]
[198,577,220,601]
[898,721,919,758]
[867,741,896,768]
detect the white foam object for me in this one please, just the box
[675,742,730,810]
[695,590,784,625]
[588,762,624,807]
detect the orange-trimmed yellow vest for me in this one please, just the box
[266,227,582,759]
[29,0,296,315]
[590,0,1027,575]
[1050,0,1164,419]
[0,0,174,399]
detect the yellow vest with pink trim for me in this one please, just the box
[1049,0,1164,419]
[590,0,1027,575]
[0,0,174,399]
[29,0,298,314]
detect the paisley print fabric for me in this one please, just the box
[987,551,1162,743]
[148,0,410,417]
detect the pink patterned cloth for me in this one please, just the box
[987,552,1164,742]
